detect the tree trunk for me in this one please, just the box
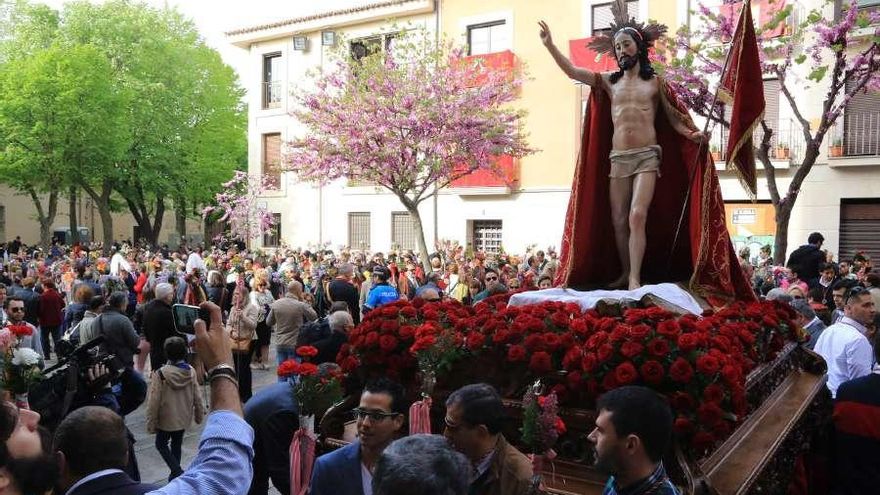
[773,203,793,266]
[27,187,59,250]
[68,185,80,245]
[402,198,432,273]
[81,180,115,255]
[175,196,187,239]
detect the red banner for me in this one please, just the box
[720,0,764,199]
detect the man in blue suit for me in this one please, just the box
[310,378,407,495]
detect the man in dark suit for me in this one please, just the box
[790,299,826,350]
[786,232,826,289]
[54,406,158,495]
[142,283,176,370]
[328,263,361,326]
[309,379,407,495]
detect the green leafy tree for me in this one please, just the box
[0,43,127,248]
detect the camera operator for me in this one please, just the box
[53,301,254,495]
[93,291,145,416]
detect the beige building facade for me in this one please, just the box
[228,0,880,262]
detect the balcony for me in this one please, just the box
[262,80,282,109]
[710,119,806,170]
[830,112,880,158]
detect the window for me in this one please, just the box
[842,80,880,156]
[472,220,502,254]
[391,212,416,251]
[261,133,282,189]
[348,212,371,250]
[467,21,508,55]
[351,33,398,61]
[263,213,281,247]
[262,53,282,109]
[591,1,640,37]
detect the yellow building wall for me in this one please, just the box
[441,0,682,189]
[441,0,582,188]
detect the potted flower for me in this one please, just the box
[830,137,844,157]
[710,143,722,161]
[775,141,790,159]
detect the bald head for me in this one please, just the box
[419,288,441,302]
[287,280,304,299]
[338,263,354,278]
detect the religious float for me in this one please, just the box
[305,286,829,495]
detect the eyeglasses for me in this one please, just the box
[485,276,498,281]
[353,408,399,422]
[844,286,869,305]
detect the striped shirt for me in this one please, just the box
[148,410,255,495]
[602,462,680,495]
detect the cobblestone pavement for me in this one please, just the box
[125,347,282,494]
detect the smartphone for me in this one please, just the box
[172,304,210,335]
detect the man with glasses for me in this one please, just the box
[814,285,877,398]
[4,297,42,356]
[472,269,506,305]
[443,383,533,495]
[310,378,406,495]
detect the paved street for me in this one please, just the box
[125,348,282,494]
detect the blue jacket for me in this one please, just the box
[309,441,364,495]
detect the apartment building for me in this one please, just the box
[228,0,879,261]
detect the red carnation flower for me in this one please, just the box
[529,351,553,374]
[596,343,613,362]
[400,306,417,318]
[586,331,608,350]
[670,391,695,411]
[703,383,725,404]
[8,324,32,337]
[277,359,299,377]
[466,332,486,351]
[639,360,665,385]
[581,352,598,373]
[692,430,716,453]
[620,341,644,359]
[550,311,570,328]
[379,335,399,353]
[696,354,721,375]
[380,320,400,333]
[296,346,319,358]
[657,320,681,339]
[409,335,436,353]
[614,361,638,385]
[647,338,670,357]
[340,355,360,372]
[645,306,672,320]
[629,324,651,340]
[677,333,699,351]
[507,345,527,363]
[524,333,546,352]
[674,416,693,435]
[542,333,562,351]
[570,318,590,337]
[562,347,583,370]
[364,332,379,347]
[297,362,319,377]
[697,401,724,426]
[555,417,567,435]
[398,325,416,340]
[624,308,647,324]
[566,370,582,390]
[721,365,741,386]
[601,372,618,391]
[669,358,694,383]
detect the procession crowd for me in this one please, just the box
[0,231,876,495]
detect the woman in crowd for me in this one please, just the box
[249,271,275,370]
[228,281,258,402]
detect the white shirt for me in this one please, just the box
[186,252,206,274]
[109,253,131,276]
[361,463,373,495]
[813,316,873,398]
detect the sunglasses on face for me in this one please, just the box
[485,276,498,281]
[353,408,399,422]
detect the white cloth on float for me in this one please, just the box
[507,283,704,316]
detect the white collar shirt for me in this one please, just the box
[65,469,124,495]
[813,316,873,398]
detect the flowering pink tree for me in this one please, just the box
[284,28,535,270]
[203,171,276,245]
[663,0,880,263]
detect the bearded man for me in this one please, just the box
[540,1,753,303]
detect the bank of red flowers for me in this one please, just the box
[337,291,801,454]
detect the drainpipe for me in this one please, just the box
[432,0,441,248]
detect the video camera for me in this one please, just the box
[28,335,126,430]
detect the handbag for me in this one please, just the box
[228,312,252,352]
